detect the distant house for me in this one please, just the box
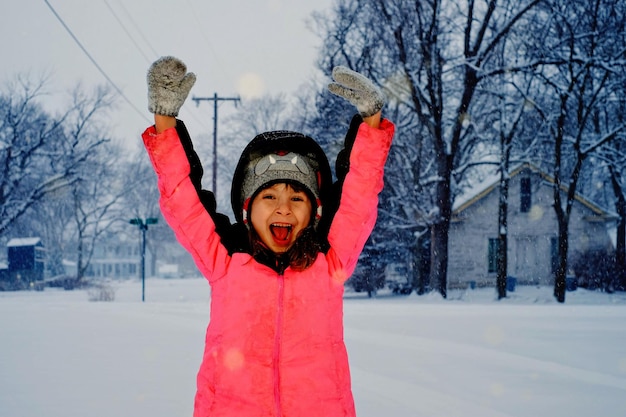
[85,238,140,279]
[447,163,616,288]
[0,238,45,290]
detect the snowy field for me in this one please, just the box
[1,277,625,417]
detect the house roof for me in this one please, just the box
[7,237,42,247]
[453,162,617,220]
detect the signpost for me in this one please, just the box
[129,217,158,302]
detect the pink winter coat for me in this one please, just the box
[142,119,394,417]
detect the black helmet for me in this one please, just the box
[231,131,332,228]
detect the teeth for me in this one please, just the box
[271,224,292,230]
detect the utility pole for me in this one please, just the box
[192,93,240,199]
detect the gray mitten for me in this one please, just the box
[147,56,196,117]
[328,66,385,117]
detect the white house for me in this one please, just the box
[85,238,141,279]
[447,163,616,288]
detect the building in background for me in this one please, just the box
[0,238,45,290]
[448,163,616,289]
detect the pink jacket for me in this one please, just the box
[142,119,394,417]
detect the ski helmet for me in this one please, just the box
[231,131,332,229]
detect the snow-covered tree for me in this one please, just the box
[524,0,626,301]
[0,76,71,235]
[310,0,544,297]
[0,76,133,284]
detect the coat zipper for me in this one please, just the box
[274,273,285,417]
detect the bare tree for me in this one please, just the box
[121,153,170,278]
[526,0,626,301]
[474,25,550,299]
[45,86,127,285]
[312,0,543,297]
[0,76,72,234]
[28,191,74,277]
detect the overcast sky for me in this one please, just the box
[2,0,333,144]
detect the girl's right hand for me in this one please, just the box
[147,56,196,117]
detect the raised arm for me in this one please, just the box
[143,57,231,282]
[326,66,395,278]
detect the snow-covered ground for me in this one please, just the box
[1,277,625,417]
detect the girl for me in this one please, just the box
[142,56,394,417]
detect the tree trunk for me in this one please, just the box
[429,158,453,298]
[416,234,430,295]
[429,221,449,298]
[554,217,569,303]
[497,172,509,299]
[76,236,84,281]
[609,167,626,291]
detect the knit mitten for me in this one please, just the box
[147,56,196,116]
[328,66,385,117]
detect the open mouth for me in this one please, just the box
[270,223,292,242]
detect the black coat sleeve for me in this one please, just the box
[174,120,250,255]
[316,114,363,237]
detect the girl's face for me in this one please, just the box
[250,183,313,253]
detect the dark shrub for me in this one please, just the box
[571,248,616,292]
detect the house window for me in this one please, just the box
[488,238,501,273]
[520,177,531,212]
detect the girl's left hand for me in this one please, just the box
[328,66,386,120]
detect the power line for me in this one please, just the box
[43,0,150,124]
[184,0,230,83]
[102,0,153,64]
[180,0,237,135]
[112,0,160,59]
[101,0,210,133]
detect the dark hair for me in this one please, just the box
[249,226,324,271]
